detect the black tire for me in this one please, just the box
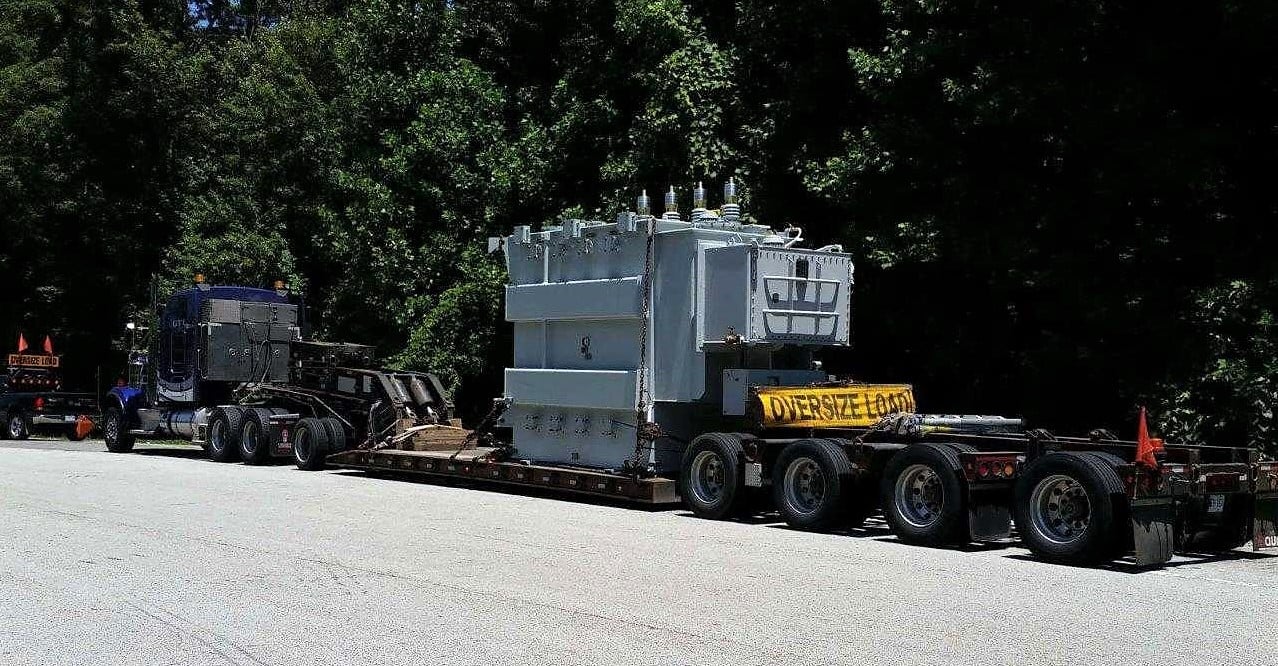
[773,438,857,531]
[207,407,244,462]
[881,443,970,545]
[320,417,347,453]
[293,417,332,471]
[239,408,274,465]
[103,407,135,453]
[6,410,30,440]
[1013,451,1127,564]
[680,432,748,520]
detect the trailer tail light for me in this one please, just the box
[1202,472,1246,493]
[964,454,1021,481]
[34,396,45,411]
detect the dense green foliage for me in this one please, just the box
[2,0,1274,449]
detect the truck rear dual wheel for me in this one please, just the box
[1013,451,1128,564]
[207,407,244,463]
[293,417,332,471]
[103,407,134,452]
[239,408,275,465]
[320,418,347,453]
[773,438,862,531]
[881,443,970,545]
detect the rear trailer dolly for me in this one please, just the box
[675,416,1278,567]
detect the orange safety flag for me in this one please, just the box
[17,332,27,353]
[43,335,53,355]
[1134,407,1165,469]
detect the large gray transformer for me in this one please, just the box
[494,182,854,474]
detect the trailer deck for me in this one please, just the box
[328,447,679,504]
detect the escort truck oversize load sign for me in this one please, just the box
[7,354,59,368]
[755,384,916,428]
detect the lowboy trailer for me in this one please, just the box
[317,179,1276,567]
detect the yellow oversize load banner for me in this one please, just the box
[755,384,916,429]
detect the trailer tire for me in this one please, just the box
[1014,451,1127,564]
[6,410,31,440]
[680,432,748,520]
[882,443,969,545]
[773,438,857,531]
[207,407,244,462]
[239,408,274,465]
[320,418,347,453]
[293,418,331,471]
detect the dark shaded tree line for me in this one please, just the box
[2,0,1274,451]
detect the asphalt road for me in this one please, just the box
[2,439,1275,666]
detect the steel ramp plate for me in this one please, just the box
[1131,497,1175,567]
[1253,495,1278,551]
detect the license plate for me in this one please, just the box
[1207,494,1225,513]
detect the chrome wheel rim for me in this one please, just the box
[210,419,227,453]
[9,415,23,438]
[782,457,826,516]
[688,450,727,505]
[1030,474,1091,544]
[242,421,259,454]
[895,463,944,528]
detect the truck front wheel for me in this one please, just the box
[881,443,969,545]
[208,407,244,462]
[103,407,134,452]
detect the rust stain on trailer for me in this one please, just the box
[754,384,916,429]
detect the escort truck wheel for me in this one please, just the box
[293,417,331,471]
[881,443,969,545]
[1013,451,1126,564]
[680,432,747,520]
[239,408,274,465]
[773,438,856,531]
[102,407,134,452]
[7,410,31,440]
[207,407,244,463]
[320,417,347,453]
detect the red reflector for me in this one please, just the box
[34,397,45,410]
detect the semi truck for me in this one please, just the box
[0,342,97,441]
[97,180,1276,568]
[101,279,464,467]
[325,180,1276,567]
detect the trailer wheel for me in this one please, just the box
[1014,451,1126,564]
[680,432,748,520]
[320,417,347,453]
[6,410,31,440]
[293,417,331,471]
[882,443,969,545]
[239,408,274,465]
[207,407,244,462]
[773,438,856,531]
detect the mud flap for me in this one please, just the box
[1253,494,1278,551]
[1131,497,1175,567]
[968,490,1012,541]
